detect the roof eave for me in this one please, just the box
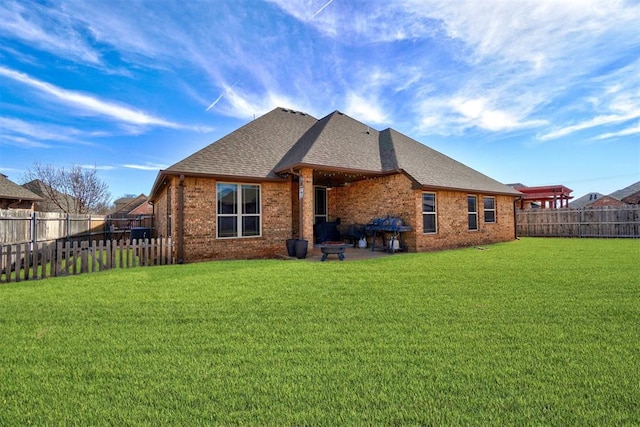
[419,183,522,196]
[274,162,391,177]
[149,169,289,202]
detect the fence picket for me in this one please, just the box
[0,238,173,283]
[81,241,88,274]
[41,243,49,279]
[31,243,38,280]
[15,243,22,282]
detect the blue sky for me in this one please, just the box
[1,0,639,202]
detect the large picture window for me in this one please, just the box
[217,183,261,238]
[468,195,478,231]
[483,196,496,223]
[422,192,437,234]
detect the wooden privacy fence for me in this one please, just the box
[0,210,106,245]
[516,206,640,238]
[1,238,173,284]
[1,210,155,246]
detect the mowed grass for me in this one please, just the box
[1,238,638,425]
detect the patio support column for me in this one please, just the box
[300,167,314,255]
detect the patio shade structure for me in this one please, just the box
[513,185,573,209]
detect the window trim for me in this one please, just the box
[422,192,437,234]
[483,196,496,224]
[216,182,262,239]
[468,195,478,231]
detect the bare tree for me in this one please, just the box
[22,162,111,214]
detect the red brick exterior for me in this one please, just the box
[588,196,629,208]
[154,171,516,261]
[414,191,515,251]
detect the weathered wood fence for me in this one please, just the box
[0,210,154,245]
[1,238,173,284]
[516,206,640,238]
[0,210,106,244]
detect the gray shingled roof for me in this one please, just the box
[0,174,43,201]
[609,181,640,200]
[167,108,317,179]
[152,107,520,197]
[275,111,382,172]
[381,128,520,194]
[569,192,606,209]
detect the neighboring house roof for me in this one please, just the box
[111,194,149,216]
[609,181,640,201]
[0,174,43,202]
[128,200,153,216]
[588,195,629,208]
[22,179,77,212]
[151,107,521,198]
[569,192,606,209]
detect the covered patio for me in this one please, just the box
[282,166,414,257]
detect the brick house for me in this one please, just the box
[0,174,42,210]
[149,108,521,262]
[610,181,640,205]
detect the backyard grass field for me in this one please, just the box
[1,238,638,425]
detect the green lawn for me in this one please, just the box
[1,238,638,425]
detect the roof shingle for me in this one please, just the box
[0,174,43,202]
[152,107,520,197]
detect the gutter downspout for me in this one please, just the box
[177,174,185,264]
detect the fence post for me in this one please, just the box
[31,211,37,248]
[66,213,71,242]
[578,209,583,238]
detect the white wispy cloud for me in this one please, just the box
[415,94,547,135]
[122,163,169,171]
[539,112,640,141]
[273,0,640,138]
[3,0,639,143]
[0,117,102,147]
[0,0,101,64]
[594,122,640,140]
[0,67,179,127]
[0,133,51,148]
[344,93,388,125]
[80,164,118,171]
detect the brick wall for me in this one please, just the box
[333,173,418,251]
[177,177,291,262]
[330,174,515,252]
[589,196,628,208]
[153,178,172,239]
[154,172,516,262]
[415,191,515,251]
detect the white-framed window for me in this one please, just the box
[468,195,478,231]
[217,183,261,238]
[422,192,437,234]
[483,196,496,223]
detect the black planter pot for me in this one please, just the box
[286,239,297,257]
[294,239,308,259]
